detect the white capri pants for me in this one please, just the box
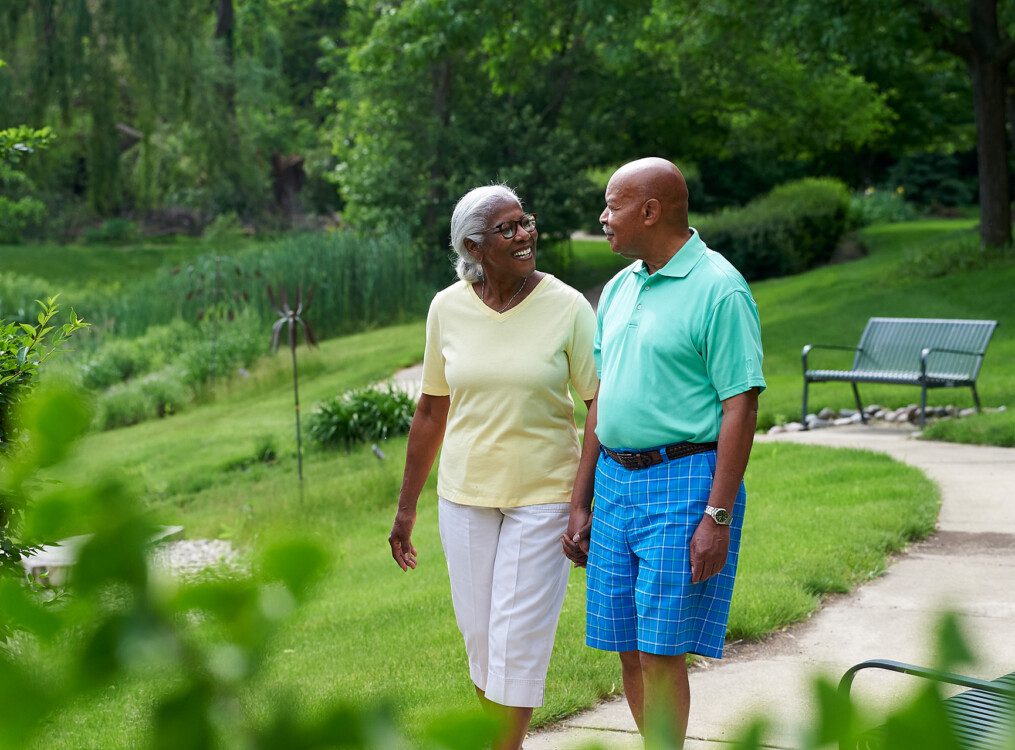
[438,497,571,708]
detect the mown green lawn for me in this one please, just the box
[36,331,937,747]
[0,236,255,289]
[921,409,1015,447]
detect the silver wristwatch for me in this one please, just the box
[704,505,732,525]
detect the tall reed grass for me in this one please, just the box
[64,230,430,339]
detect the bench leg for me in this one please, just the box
[802,379,810,430]
[919,384,928,427]
[851,383,867,424]
[971,384,982,413]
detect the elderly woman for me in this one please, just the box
[388,184,598,749]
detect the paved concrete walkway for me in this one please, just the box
[527,425,1015,749]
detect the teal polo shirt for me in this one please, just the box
[594,229,766,450]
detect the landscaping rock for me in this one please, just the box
[783,422,805,432]
[151,539,243,578]
[959,407,977,417]
[839,409,857,418]
[818,407,837,420]
[767,425,786,435]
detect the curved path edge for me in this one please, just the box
[527,425,1015,749]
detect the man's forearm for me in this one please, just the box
[708,389,759,512]
[571,393,600,512]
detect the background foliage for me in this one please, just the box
[3,1,1008,265]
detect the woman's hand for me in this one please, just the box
[389,510,418,571]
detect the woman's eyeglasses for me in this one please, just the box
[485,213,537,240]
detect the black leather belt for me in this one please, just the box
[601,441,718,470]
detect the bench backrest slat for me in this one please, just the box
[853,318,998,379]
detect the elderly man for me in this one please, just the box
[563,157,765,743]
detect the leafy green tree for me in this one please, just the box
[0,1,323,224]
[0,121,54,243]
[329,0,899,274]
[752,0,1014,248]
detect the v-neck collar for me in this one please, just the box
[468,274,550,321]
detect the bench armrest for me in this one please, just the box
[802,343,861,373]
[919,347,982,378]
[838,658,1015,702]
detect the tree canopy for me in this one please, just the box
[0,0,1009,256]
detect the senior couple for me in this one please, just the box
[389,157,766,749]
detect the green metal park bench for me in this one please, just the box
[802,317,998,427]
[838,659,1015,749]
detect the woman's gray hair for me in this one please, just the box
[449,184,522,283]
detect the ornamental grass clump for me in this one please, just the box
[309,386,415,451]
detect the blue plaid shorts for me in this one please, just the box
[585,447,746,658]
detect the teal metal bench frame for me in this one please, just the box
[802,317,998,428]
[838,659,1015,749]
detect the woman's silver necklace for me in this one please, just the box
[483,276,527,313]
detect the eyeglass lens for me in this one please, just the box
[500,214,537,239]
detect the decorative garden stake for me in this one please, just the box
[268,284,317,499]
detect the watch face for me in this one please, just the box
[713,508,730,524]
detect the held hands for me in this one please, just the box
[561,507,592,567]
[388,509,418,571]
[689,516,730,583]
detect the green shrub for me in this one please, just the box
[850,188,918,226]
[902,230,1012,279]
[0,196,46,243]
[178,309,264,388]
[79,337,153,389]
[0,272,57,322]
[697,178,853,280]
[94,368,189,429]
[82,217,139,244]
[309,385,415,450]
[201,211,247,245]
[0,300,87,576]
[79,319,196,389]
[885,152,976,208]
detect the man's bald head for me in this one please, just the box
[600,157,692,271]
[608,157,689,230]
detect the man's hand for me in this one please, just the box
[562,507,592,567]
[388,509,418,571]
[689,516,730,583]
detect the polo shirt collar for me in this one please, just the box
[632,228,706,278]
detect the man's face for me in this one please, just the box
[599,177,644,259]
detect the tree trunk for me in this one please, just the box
[968,0,1012,248]
[215,0,236,113]
[271,152,306,216]
[422,60,452,275]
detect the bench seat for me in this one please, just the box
[802,317,998,427]
[806,369,975,386]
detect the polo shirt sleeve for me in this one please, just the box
[703,290,766,401]
[593,294,606,378]
[420,298,450,396]
[567,296,599,400]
